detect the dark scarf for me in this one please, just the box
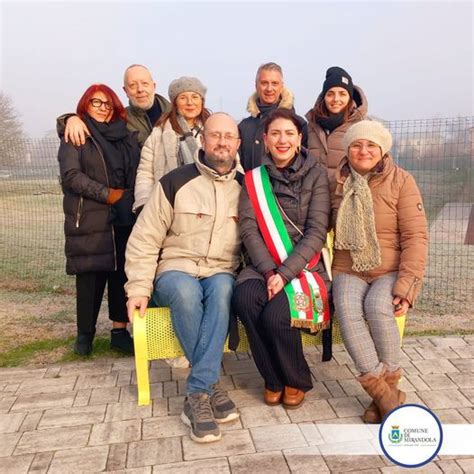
[314,112,345,133]
[146,98,162,126]
[85,116,140,226]
[257,100,278,116]
[84,116,139,189]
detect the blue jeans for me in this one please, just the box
[153,271,235,395]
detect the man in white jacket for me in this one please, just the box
[125,113,242,444]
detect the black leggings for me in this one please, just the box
[75,226,131,335]
[231,278,313,393]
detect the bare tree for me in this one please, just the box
[0,92,25,167]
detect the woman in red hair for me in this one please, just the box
[58,84,140,356]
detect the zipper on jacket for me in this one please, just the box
[207,184,218,256]
[75,196,83,228]
[90,136,117,271]
[252,122,261,170]
[404,277,420,302]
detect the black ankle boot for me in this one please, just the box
[110,328,134,355]
[74,333,94,356]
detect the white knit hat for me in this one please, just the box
[343,120,393,155]
[168,76,207,103]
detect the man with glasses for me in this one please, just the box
[57,64,170,147]
[239,62,308,171]
[125,113,242,443]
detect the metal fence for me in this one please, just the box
[0,117,472,315]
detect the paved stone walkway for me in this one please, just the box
[1,336,473,473]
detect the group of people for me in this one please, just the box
[57,62,428,443]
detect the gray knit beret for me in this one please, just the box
[343,120,393,155]
[168,76,207,103]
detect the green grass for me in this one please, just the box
[59,336,130,362]
[0,337,73,367]
[0,336,129,368]
[404,328,474,337]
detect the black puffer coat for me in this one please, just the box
[58,137,116,275]
[237,149,330,284]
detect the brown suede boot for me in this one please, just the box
[358,370,399,421]
[385,368,407,406]
[362,368,406,423]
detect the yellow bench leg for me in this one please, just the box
[396,314,406,343]
[133,311,151,406]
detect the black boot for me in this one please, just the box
[110,328,134,355]
[74,333,94,356]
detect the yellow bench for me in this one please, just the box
[132,307,346,406]
[132,233,406,406]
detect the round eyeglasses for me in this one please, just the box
[89,98,114,111]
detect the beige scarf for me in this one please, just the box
[335,167,382,271]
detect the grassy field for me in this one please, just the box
[417,241,474,312]
[0,179,72,292]
[410,168,471,223]
[0,288,126,367]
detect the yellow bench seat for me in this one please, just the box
[133,307,344,406]
[132,307,405,406]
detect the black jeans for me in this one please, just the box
[75,226,131,335]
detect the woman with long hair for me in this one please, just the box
[133,76,209,214]
[232,108,331,409]
[306,66,367,194]
[58,84,140,356]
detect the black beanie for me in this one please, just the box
[322,66,353,98]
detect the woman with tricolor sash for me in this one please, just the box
[231,108,331,409]
[332,120,428,422]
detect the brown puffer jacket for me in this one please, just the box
[237,150,330,285]
[305,86,368,192]
[331,154,428,305]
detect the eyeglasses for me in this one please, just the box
[349,142,380,153]
[89,98,114,111]
[205,132,239,142]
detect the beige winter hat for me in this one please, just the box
[343,120,393,155]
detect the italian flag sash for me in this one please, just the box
[245,166,330,333]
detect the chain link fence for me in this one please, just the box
[388,117,473,314]
[0,117,473,315]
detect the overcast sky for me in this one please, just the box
[1,0,473,137]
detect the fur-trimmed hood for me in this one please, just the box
[246,87,295,118]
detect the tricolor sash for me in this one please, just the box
[245,166,330,333]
